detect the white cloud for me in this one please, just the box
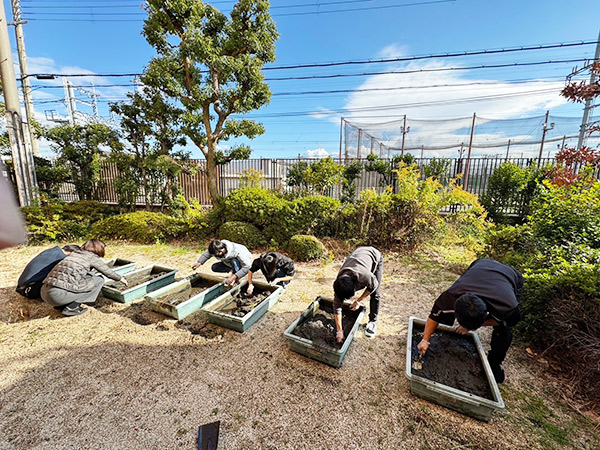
[304,148,331,158]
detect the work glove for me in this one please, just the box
[226,274,237,286]
[336,330,344,343]
[417,339,429,356]
[349,300,360,311]
[120,277,128,287]
[247,284,254,295]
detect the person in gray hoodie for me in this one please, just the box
[192,239,253,285]
[41,239,127,316]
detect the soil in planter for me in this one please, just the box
[292,310,356,349]
[107,260,129,268]
[226,287,271,317]
[410,324,493,400]
[159,279,219,306]
[107,271,165,290]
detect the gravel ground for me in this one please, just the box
[1,243,598,450]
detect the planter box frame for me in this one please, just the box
[146,273,227,320]
[283,296,365,368]
[203,280,284,332]
[104,258,137,276]
[405,316,505,421]
[101,264,177,303]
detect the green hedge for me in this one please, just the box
[92,211,188,243]
[287,234,325,261]
[218,221,264,249]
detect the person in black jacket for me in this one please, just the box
[417,258,523,383]
[16,244,81,299]
[247,252,295,295]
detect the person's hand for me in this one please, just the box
[417,339,429,356]
[120,277,128,287]
[455,325,469,335]
[191,262,201,271]
[349,300,360,311]
[226,274,237,286]
[336,330,344,343]
[247,283,254,295]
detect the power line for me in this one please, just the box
[28,57,592,81]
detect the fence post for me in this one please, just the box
[462,113,476,190]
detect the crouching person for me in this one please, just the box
[192,239,253,285]
[417,258,522,384]
[247,252,295,295]
[41,239,127,317]
[333,246,383,342]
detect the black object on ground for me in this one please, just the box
[411,324,493,400]
[292,310,356,349]
[198,421,220,450]
[229,286,270,317]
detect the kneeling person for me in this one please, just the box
[333,246,383,342]
[247,252,295,295]
[192,239,253,285]
[417,258,522,384]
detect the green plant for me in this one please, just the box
[285,157,342,195]
[287,235,325,261]
[92,211,188,243]
[423,157,450,181]
[341,159,363,203]
[239,168,264,189]
[218,221,264,249]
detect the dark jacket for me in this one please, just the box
[429,258,523,327]
[43,250,121,293]
[250,252,295,282]
[16,246,66,299]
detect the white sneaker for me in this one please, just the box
[365,321,377,338]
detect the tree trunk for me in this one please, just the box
[206,146,220,206]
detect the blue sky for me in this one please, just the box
[5,0,600,159]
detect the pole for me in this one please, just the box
[11,0,39,156]
[370,136,374,155]
[401,115,407,156]
[505,139,511,161]
[462,113,476,190]
[561,135,566,151]
[338,117,344,163]
[577,29,600,150]
[0,0,37,206]
[538,110,550,163]
[357,129,362,158]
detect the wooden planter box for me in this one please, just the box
[146,273,227,320]
[283,296,365,369]
[203,280,284,332]
[101,265,177,303]
[405,316,505,421]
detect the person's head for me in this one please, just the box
[455,293,488,330]
[208,240,227,257]
[81,239,106,258]
[333,274,355,302]
[62,244,81,255]
[261,253,278,278]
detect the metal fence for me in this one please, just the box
[57,156,562,206]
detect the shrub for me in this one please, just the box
[92,211,188,243]
[218,221,264,249]
[287,234,325,261]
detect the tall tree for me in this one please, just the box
[142,0,279,205]
[44,123,122,201]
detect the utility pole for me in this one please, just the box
[505,139,511,161]
[0,0,37,205]
[10,0,39,156]
[577,29,600,150]
[400,115,409,156]
[538,110,554,163]
[462,113,476,190]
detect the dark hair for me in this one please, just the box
[62,244,81,253]
[261,253,278,278]
[81,239,106,258]
[333,274,355,301]
[208,240,226,256]
[455,293,487,330]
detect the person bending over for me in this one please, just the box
[16,244,81,299]
[247,252,295,295]
[192,239,253,285]
[417,258,522,384]
[41,239,127,317]
[333,246,383,342]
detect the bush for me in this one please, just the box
[287,234,325,261]
[22,201,117,243]
[92,211,188,243]
[218,221,264,249]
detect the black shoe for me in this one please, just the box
[62,304,87,317]
[489,363,505,384]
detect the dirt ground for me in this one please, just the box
[1,243,599,450]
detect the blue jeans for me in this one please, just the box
[271,268,290,287]
[212,258,241,274]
